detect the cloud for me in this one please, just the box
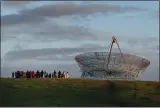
[3,43,105,61]
[1,3,145,26]
[1,2,148,42]
[1,1,32,7]
[1,20,97,42]
[127,37,159,50]
[3,35,158,63]
[29,21,98,41]
[153,10,159,19]
[3,39,158,70]
[1,13,45,26]
[1,14,101,41]
[147,10,159,20]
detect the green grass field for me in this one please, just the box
[0,78,160,107]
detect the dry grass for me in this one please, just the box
[0,78,160,107]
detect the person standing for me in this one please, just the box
[29,71,32,78]
[58,71,61,78]
[46,72,48,78]
[61,72,65,78]
[20,71,22,78]
[64,71,67,78]
[53,70,57,78]
[12,72,15,78]
[26,71,28,79]
[27,71,30,79]
[17,71,20,78]
[31,71,34,78]
[15,72,17,78]
[37,70,40,78]
[43,71,46,78]
[49,73,51,78]
[33,71,35,78]
[41,70,44,78]
[44,71,47,78]
[52,72,54,78]
[66,72,69,78]
[21,71,24,78]
[24,72,26,78]
[36,70,38,78]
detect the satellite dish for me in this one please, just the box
[75,36,150,80]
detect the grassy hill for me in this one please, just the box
[0,78,160,107]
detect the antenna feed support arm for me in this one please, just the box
[105,36,126,70]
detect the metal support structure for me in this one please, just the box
[75,36,150,80]
[105,36,126,70]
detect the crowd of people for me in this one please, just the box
[12,70,70,79]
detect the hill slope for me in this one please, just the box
[0,78,160,107]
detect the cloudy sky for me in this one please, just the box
[1,1,159,81]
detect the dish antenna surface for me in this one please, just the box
[75,36,150,80]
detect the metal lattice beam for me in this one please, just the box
[75,36,150,80]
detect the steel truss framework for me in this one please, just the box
[75,37,150,80]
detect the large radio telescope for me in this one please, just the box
[75,37,150,80]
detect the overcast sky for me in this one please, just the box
[1,1,159,81]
